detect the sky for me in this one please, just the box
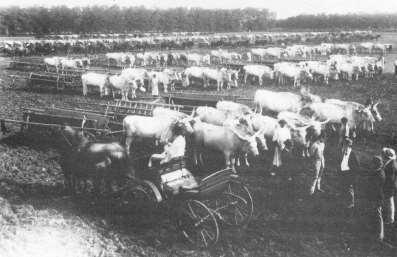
[0,0,397,19]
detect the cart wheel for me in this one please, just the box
[177,199,219,248]
[211,181,253,226]
[122,182,158,213]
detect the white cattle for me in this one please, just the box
[254,89,303,114]
[190,118,260,172]
[300,101,381,133]
[183,66,206,87]
[123,115,193,155]
[152,107,188,120]
[249,114,310,153]
[187,53,204,66]
[121,68,148,91]
[324,98,382,122]
[44,56,65,73]
[216,101,253,117]
[81,72,110,97]
[243,65,274,86]
[274,62,312,88]
[195,106,233,126]
[202,68,229,91]
[277,111,328,137]
[255,87,321,113]
[300,61,338,84]
[108,74,137,100]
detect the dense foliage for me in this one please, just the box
[1,6,397,35]
[0,6,275,35]
[276,13,397,30]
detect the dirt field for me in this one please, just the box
[1,34,397,257]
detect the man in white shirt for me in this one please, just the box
[309,133,326,195]
[271,119,291,175]
[151,73,159,97]
[338,138,360,208]
[148,123,186,167]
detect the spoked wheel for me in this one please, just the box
[177,199,219,248]
[121,180,160,213]
[210,180,254,226]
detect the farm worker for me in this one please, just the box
[148,123,186,167]
[309,133,326,195]
[337,138,360,208]
[367,156,386,242]
[271,119,291,175]
[394,60,397,76]
[381,147,397,225]
[150,74,159,97]
[339,117,350,146]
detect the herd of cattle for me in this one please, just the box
[120,88,382,171]
[47,49,387,100]
[1,30,380,56]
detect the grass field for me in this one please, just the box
[1,33,397,257]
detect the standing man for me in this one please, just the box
[339,117,350,146]
[309,133,326,195]
[394,60,397,76]
[151,73,159,97]
[271,119,291,176]
[368,156,386,242]
[338,138,360,208]
[382,147,397,225]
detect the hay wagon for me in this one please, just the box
[26,72,82,91]
[164,91,242,107]
[164,91,255,109]
[0,99,195,136]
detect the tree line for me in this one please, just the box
[275,14,397,30]
[0,6,276,35]
[1,6,397,36]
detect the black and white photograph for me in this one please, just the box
[0,0,397,256]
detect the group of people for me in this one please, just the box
[269,113,397,244]
[309,119,397,244]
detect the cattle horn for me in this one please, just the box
[229,127,250,142]
[253,127,266,138]
[319,118,330,125]
[190,108,196,117]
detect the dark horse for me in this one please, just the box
[59,126,134,195]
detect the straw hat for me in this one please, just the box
[382,147,396,160]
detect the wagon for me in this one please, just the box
[124,157,254,248]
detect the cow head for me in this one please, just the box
[356,107,376,132]
[60,125,89,149]
[246,135,260,156]
[176,117,195,135]
[370,102,382,122]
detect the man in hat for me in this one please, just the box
[148,122,186,167]
[309,133,326,195]
[381,147,397,225]
[338,137,360,208]
[368,156,386,242]
[271,119,291,176]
